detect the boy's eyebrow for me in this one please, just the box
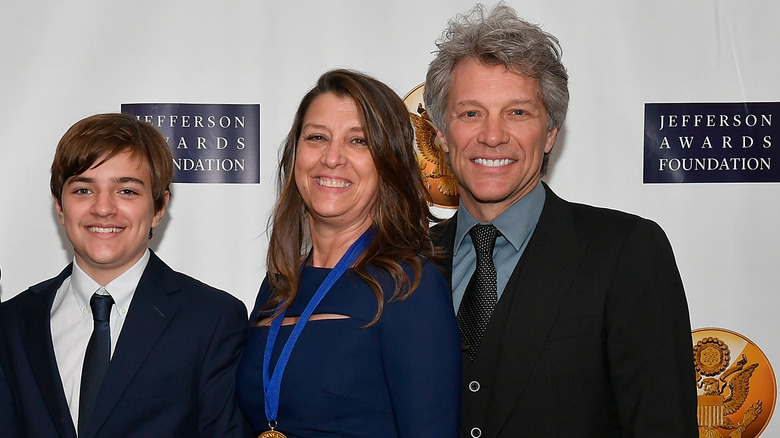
[66,176,146,185]
[67,176,94,185]
[114,176,146,185]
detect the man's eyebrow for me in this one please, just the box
[454,98,537,107]
[452,99,480,108]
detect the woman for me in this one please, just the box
[236,69,461,437]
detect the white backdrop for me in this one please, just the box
[1,1,778,433]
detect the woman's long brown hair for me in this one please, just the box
[263,69,439,325]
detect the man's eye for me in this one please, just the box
[119,189,138,196]
[512,109,525,116]
[465,111,478,117]
[74,188,90,195]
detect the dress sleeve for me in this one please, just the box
[249,277,273,322]
[378,260,461,437]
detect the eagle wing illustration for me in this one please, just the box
[410,107,440,165]
[723,362,759,415]
[409,103,459,199]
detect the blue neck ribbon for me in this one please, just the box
[262,228,375,427]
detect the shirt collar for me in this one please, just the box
[454,181,546,255]
[70,249,151,315]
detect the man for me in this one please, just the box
[0,113,251,437]
[424,4,698,437]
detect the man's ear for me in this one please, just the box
[53,194,65,225]
[545,127,559,154]
[436,130,449,153]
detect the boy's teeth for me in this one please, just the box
[89,227,122,233]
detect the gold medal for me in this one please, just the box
[258,421,287,438]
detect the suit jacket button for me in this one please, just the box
[468,380,480,392]
[470,427,482,437]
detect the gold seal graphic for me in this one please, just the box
[693,328,776,438]
[402,83,458,209]
[695,337,730,376]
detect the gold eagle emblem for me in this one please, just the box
[402,83,459,209]
[409,104,458,199]
[693,333,772,438]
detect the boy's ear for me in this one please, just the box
[53,194,65,225]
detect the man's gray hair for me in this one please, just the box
[424,2,569,135]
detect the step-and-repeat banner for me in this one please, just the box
[1,1,777,435]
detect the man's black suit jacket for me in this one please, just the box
[0,251,252,438]
[432,183,698,437]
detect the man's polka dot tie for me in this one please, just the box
[457,224,499,360]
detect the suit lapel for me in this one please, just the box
[435,190,587,435]
[22,266,78,438]
[481,185,587,435]
[85,252,184,437]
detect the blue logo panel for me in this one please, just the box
[122,103,261,184]
[644,102,778,183]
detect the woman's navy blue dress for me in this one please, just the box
[236,260,461,437]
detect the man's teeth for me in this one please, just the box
[316,178,351,188]
[474,158,514,167]
[89,227,123,233]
